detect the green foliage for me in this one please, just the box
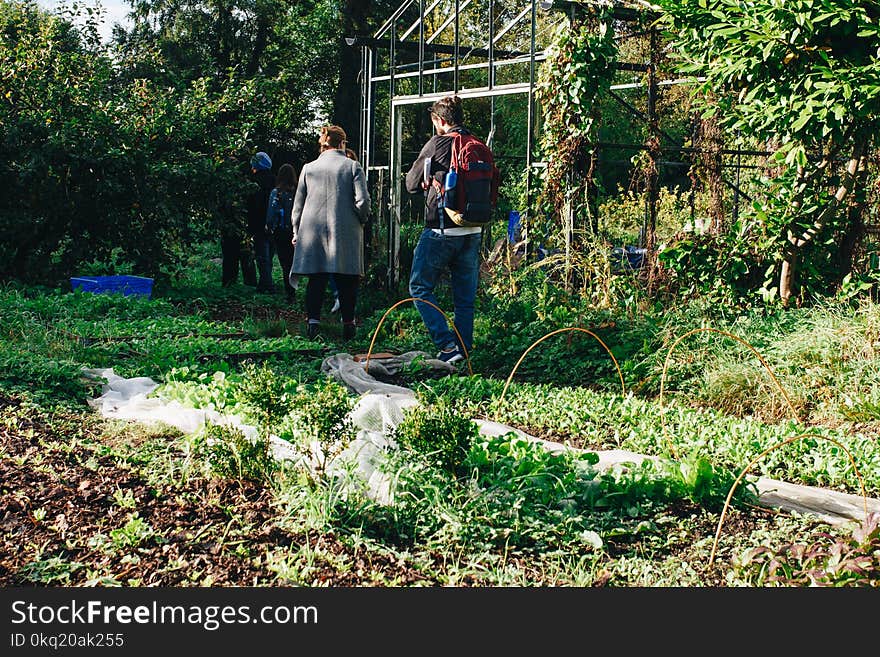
[391,400,480,474]
[18,555,84,585]
[600,185,698,246]
[657,216,777,306]
[236,362,295,428]
[284,377,355,448]
[468,435,601,509]
[109,513,159,549]
[473,270,629,385]
[657,0,880,167]
[733,512,880,586]
[365,433,752,556]
[0,1,258,284]
[535,8,618,247]
[0,0,348,286]
[160,369,241,413]
[655,0,880,301]
[0,348,89,403]
[118,0,341,151]
[199,421,277,483]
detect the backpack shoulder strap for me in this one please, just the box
[449,131,463,171]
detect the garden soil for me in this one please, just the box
[2,353,878,587]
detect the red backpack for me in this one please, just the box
[439,132,501,228]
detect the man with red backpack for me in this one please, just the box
[405,95,499,365]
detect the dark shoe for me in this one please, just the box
[307,323,320,340]
[342,322,356,341]
[437,345,464,364]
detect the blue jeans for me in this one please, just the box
[254,231,275,292]
[409,229,481,352]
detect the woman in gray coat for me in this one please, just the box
[290,125,371,341]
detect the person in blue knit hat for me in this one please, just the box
[247,151,276,293]
[251,151,272,172]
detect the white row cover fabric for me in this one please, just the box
[84,361,880,526]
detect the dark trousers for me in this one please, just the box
[305,273,359,324]
[253,231,275,292]
[272,231,296,298]
[221,230,257,287]
[255,231,297,297]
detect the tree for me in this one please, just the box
[656,0,880,305]
[0,0,253,283]
[116,0,341,152]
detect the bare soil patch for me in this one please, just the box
[0,394,430,586]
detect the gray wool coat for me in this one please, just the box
[290,149,371,276]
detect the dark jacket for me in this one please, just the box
[405,127,471,229]
[247,168,275,235]
[265,187,296,235]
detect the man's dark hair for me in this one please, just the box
[429,96,464,126]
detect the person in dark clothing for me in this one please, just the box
[248,151,277,293]
[220,158,257,287]
[404,95,482,365]
[220,215,258,288]
[265,163,299,303]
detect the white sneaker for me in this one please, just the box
[330,297,341,313]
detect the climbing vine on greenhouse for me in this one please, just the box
[536,7,618,231]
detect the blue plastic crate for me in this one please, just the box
[70,275,154,299]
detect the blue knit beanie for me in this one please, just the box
[251,152,272,171]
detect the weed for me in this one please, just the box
[732,512,880,586]
[109,513,159,549]
[392,400,480,475]
[112,487,137,510]
[18,555,84,585]
[199,422,278,483]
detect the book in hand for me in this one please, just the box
[423,157,432,191]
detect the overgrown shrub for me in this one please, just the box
[391,401,480,475]
[200,422,277,483]
[237,362,295,428]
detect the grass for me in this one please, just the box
[3,240,880,586]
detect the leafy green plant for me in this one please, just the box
[199,422,278,483]
[274,377,356,480]
[391,400,480,475]
[733,512,880,586]
[285,378,355,446]
[109,513,158,549]
[112,487,137,510]
[236,362,296,428]
[468,435,601,509]
[18,555,84,585]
